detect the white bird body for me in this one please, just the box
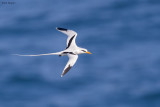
[16,27,91,77]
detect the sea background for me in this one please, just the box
[0,0,160,107]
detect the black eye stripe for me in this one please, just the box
[82,50,86,52]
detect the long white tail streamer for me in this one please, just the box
[13,52,61,56]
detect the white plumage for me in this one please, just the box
[15,27,91,77]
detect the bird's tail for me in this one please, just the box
[13,52,62,56]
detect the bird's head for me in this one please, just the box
[80,48,92,54]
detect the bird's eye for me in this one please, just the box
[82,50,86,52]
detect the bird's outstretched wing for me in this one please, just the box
[56,27,77,49]
[61,54,78,77]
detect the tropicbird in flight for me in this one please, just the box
[16,27,92,77]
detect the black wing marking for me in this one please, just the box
[61,65,72,77]
[66,35,75,49]
[59,52,76,57]
[63,52,76,55]
[57,27,68,31]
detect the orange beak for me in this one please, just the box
[86,51,92,54]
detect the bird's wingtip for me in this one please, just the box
[56,27,67,31]
[61,75,63,77]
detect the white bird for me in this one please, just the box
[16,27,92,77]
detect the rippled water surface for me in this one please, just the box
[0,0,160,107]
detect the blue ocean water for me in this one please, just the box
[0,0,160,107]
